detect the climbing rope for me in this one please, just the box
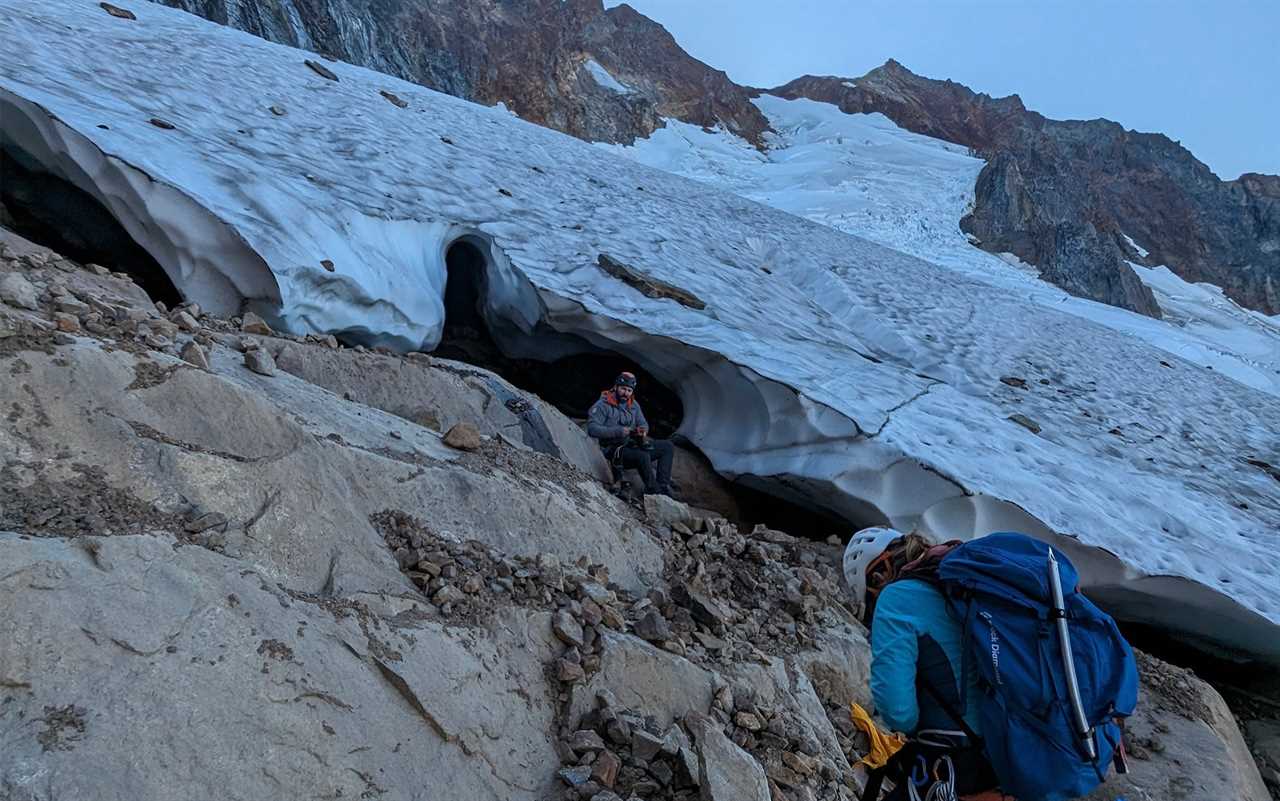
[905,754,957,801]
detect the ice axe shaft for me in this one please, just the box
[1047,548,1098,761]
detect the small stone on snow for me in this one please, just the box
[100,2,136,20]
[304,59,338,81]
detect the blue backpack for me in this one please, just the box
[933,532,1139,801]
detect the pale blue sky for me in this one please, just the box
[608,1,1279,179]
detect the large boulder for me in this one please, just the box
[270,342,612,482]
[0,339,661,594]
[686,712,771,801]
[790,622,874,711]
[0,533,562,801]
[568,630,717,730]
[1080,651,1270,801]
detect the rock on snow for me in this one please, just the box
[0,1,1278,657]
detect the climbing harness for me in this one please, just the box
[906,754,957,801]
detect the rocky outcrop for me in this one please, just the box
[771,64,1280,317]
[150,0,768,146]
[0,533,566,801]
[268,341,612,481]
[0,231,1273,798]
[1080,652,1271,801]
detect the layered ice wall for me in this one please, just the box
[2,1,1278,658]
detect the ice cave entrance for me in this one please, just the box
[434,238,862,537]
[437,238,686,435]
[0,139,181,306]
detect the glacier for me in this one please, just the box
[600,96,1280,397]
[1,0,1278,659]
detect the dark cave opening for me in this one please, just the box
[434,239,684,436]
[1120,621,1280,715]
[431,239,869,540]
[0,140,181,306]
[728,480,859,540]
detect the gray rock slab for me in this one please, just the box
[0,342,663,594]
[1080,654,1270,801]
[790,622,874,711]
[568,631,716,730]
[643,493,695,527]
[0,533,561,801]
[686,712,770,801]
[272,343,611,481]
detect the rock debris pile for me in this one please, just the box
[373,497,867,800]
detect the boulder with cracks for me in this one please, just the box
[0,533,563,801]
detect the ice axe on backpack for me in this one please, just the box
[1047,548,1098,762]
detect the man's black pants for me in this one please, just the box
[617,439,674,493]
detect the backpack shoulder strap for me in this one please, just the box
[919,678,982,745]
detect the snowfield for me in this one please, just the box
[1,0,1278,658]
[601,96,1280,397]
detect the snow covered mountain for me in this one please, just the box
[3,0,1277,664]
[775,68,1280,318]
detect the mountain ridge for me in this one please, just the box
[770,64,1280,317]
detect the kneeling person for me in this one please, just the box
[587,371,674,496]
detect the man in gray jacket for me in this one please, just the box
[587,371,675,497]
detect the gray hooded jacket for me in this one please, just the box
[586,390,649,446]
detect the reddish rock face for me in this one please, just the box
[770,61,1030,153]
[156,0,768,146]
[771,64,1280,317]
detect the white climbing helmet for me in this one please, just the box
[842,526,905,615]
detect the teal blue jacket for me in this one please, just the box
[870,579,983,735]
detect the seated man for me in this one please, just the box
[587,371,674,497]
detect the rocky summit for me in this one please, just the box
[773,64,1280,317]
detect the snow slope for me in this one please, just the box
[600,96,1280,397]
[2,1,1278,657]
[584,59,634,94]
